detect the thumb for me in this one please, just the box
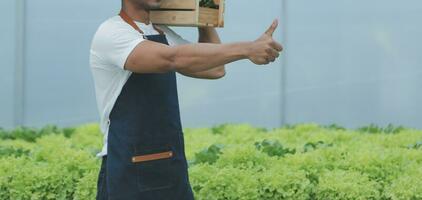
[264,19,278,36]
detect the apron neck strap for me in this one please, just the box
[119,9,164,35]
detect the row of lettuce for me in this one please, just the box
[0,123,421,199]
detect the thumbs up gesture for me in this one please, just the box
[247,19,283,65]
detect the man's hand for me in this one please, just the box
[247,19,283,65]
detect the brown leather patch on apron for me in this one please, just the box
[132,151,174,163]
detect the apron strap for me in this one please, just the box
[119,10,165,36]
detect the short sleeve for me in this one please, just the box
[91,22,145,70]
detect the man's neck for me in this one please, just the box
[122,3,151,24]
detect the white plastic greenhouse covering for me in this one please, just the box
[1,0,421,129]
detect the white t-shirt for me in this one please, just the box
[89,16,190,158]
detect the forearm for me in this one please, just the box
[170,42,249,73]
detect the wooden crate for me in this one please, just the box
[151,0,225,27]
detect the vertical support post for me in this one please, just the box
[14,0,25,127]
[280,0,288,127]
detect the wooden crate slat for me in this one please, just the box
[151,10,198,26]
[159,0,197,10]
[198,7,219,26]
[217,0,225,27]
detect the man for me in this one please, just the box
[90,0,283,199]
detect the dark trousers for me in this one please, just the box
[96,155,108,200]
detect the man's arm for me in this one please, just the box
[176,27,226,80]
[124,20,283,75]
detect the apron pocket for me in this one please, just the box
[133,144,176,192]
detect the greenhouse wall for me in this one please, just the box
[1,0,421,129]
[283,0,422,128]
[0,0,18,128]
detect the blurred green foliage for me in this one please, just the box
[0,123,421,199]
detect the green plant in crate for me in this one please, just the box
[199,0,219,9]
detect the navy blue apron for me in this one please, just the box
[101,10,195,200]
